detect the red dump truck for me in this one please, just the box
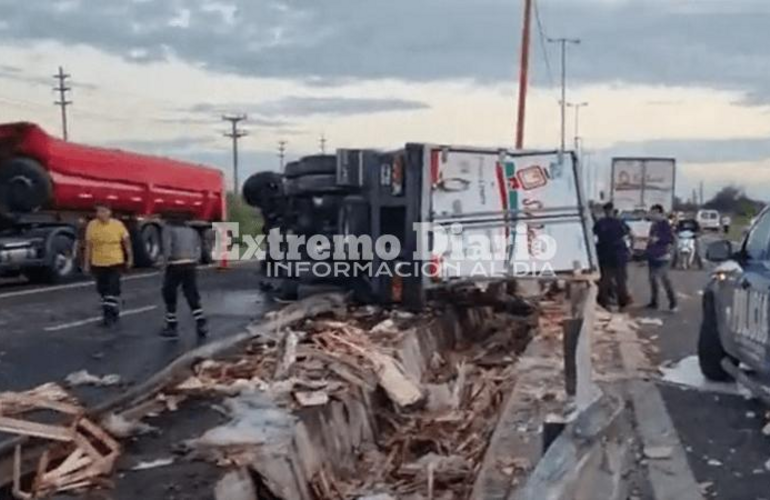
[0,122,225,283]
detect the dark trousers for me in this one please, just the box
[93,266,122,319]
[598,263,631,309]
[649,260,676,307]
[162,263,205,326]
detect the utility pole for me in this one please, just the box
[222,114,248,193]
[278,140,287,171]
[583,151,593,200]
[515,0,533,149]
[319,133,327,154]
[567,101,588,152]
[548,37,581,159]
[53,66,72,141]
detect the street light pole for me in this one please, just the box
[548,37,581,159]
[567,101,588,152]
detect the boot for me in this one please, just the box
[196,319,209,338]
[101,307,116,328]
[160,322,179,339]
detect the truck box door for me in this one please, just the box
[426,148,596,283]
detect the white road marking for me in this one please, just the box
[0,272,159,300]
[44,305,158,332]
[0,260,256,301]
[616,315,706,500]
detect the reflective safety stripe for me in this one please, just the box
[192,309,205,319]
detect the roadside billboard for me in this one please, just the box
[611,158,676,213]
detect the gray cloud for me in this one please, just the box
[99,135,217,155]
[0,61,99,90]
[1,0,769,101]
[601,137,770,165]
[189,96,428,118]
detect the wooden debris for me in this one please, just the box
[275,330,301,379]
[0,383,79,416]
[293,390,330,407]
[369,351,425,409]
[1,386,119,498]
[215,469,257,500]
[0,417,74,442]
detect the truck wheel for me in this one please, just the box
[285,155,337,178]
[0,158,53,213]
[24,234,77,284]
[285,174,344,197]
[698,292,733,382]
[243,172,283,208]
[133,223,163,267]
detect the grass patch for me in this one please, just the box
[226,193,263,238]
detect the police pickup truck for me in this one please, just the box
[699,208,770,391]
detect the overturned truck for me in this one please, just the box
[243,145,598,306]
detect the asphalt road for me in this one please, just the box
[0,262,271,402]
[626,257,770,500]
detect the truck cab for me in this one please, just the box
[699,207,770,385]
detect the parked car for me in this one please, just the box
[696,209,721,231]
[698,206,770,386]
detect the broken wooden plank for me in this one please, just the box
[369,352,425,409]
[0,417,74,442]
[275,330,301,380]
[13,445,32,500]
[0,391,82,417]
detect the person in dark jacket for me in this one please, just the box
[647,204,677,311]
[160,216,208,339]
[594,202,632,310]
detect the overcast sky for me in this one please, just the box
[1,0,769,199]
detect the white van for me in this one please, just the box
[696,209,721,231]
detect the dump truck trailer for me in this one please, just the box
[0,122,225,282]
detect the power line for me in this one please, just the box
[547,37,581,158]
[53,66,72,141]
[278,139,287,171]
[222,114,248,193]
[534,0,557,96]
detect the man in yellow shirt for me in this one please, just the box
[84,204,133,327]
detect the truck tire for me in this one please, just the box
[243,172,283,208]
[133,223,163,268]
[285,155,336,178]
[698,292,733,382]
[24,233,77,284]
[285,174,344,197]
[0,158,53,213]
